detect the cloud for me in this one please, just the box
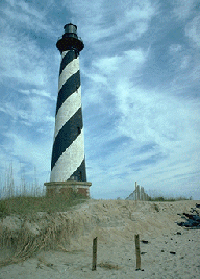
[87,80,200,198]
[0,3,59,95]
[185,15,200,47]
[3,0,56,35]
[125,0,156,21]
[169,44,182,53]
[0,130,52,185]
[4,131,51,164]
[0,95,55,128]
[80,13,200,197]
[0,30,47,87]
[172,0,198,20]
[169,44,192,70]
[19,89,56,101]
[81,47,148,108]
[95,49,147,74]
[63,0,158,47]
[168,34,200,92]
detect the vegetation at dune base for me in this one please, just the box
[0,191,89,218]
[0,192,192,218]
[144,188,193,202]
[0,163,89,217]
[0,163,194,218]
[148,196,192,202]
[0,190,89,267]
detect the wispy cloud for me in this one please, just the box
[185,15,200,47]
[1,131,52,181]
[64,0,158,47]
[0,30,47,86]
[3,0,57,35]
[172,0,198,20]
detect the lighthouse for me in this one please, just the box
[45,23,92,197]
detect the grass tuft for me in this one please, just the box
[148,196,191,202]
[0,191,89,217]
[98,262,121,270]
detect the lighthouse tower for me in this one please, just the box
[45,23,92,197]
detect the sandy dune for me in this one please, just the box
[0,199,200,278]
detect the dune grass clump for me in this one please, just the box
[148,196,191,202]
[98,261,121,270]
[0,191,88,218]
[0,191,89,267]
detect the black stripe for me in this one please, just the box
[56,70,80,115]
[71,159,87,182]
[59,50,78,75]
[51,108,83,170]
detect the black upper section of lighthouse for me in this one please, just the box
[56,23,84,53]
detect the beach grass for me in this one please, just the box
[0,191,88,218]
[148,196,191,202]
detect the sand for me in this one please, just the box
[0,199,200,278]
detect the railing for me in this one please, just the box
[57,35,83,43]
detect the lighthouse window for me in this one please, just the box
[77,127,81,135]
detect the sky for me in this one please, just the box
[0,0,199,200]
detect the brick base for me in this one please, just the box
[44,181,92,198]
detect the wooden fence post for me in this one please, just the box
[92,237,98,271]
[136,185,140,200]
[141,187,144,200]
[135,234,141,270]
[135,182,137,201]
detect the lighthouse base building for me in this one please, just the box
[45,23,92,198]
[44,180,92,198]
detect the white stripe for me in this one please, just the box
[53,87,81,140]
[61,50,69,59]
[58,56,79,92]
[50,132,84,182]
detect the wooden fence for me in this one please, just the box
[126,182,150,201]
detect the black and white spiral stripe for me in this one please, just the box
[50,50,86,182]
